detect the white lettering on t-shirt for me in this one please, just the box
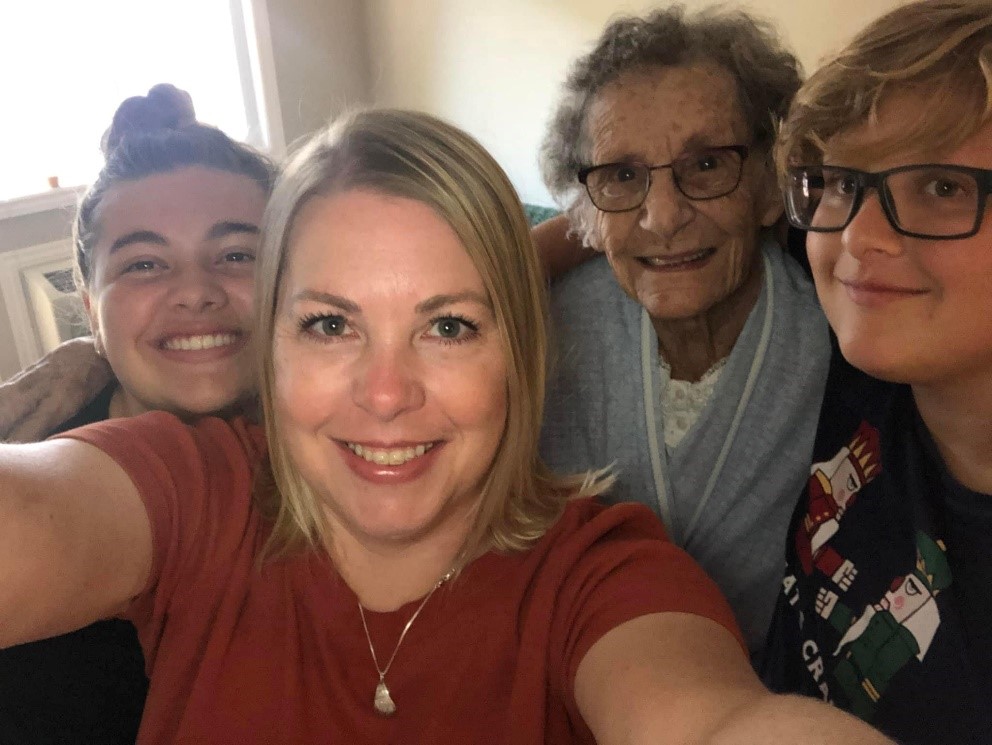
[783,573,800,607]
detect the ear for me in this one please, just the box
[81,290,105,357]
[756,164,785,228]
[583,213,608,255]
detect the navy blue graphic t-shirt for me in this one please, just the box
[762,345,990,745]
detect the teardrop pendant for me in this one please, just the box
[374,679,396,716]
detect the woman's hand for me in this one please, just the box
[0,338,113,442]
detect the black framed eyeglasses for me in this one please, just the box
[785,163,992,240]
[577,145,749,213]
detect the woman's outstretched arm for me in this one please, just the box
[0,438,151,647]
[576,612,894,745]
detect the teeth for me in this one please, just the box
[163,333,239,351]
[347,442,435,466]
[644,249,712,267]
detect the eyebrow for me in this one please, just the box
[288,290,492,315]
[205,221,260,241]
[290,290,361,313]
[597,135,734,166]
[679,133,729,154]
[108,221,260,254]
[109,230,167,254]
[415,291,492,314]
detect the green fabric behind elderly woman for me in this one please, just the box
[538,5,830,662]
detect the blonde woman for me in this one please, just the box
[0,109,891,743]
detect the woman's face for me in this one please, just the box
[85,166,265,418]
[272,189,508,553]
[585,63,782,324]
[808,95,992,387]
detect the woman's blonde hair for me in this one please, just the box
[254,109,609,561]
[776,0,992,174]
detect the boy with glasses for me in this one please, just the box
[763,3,992,743]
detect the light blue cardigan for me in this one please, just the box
[540,239,829,662]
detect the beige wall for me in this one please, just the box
[0,0,905,379]
[366,0,904,205]
[265,0,371,148]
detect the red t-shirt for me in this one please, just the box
[63,412,743,744]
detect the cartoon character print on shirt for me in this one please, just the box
[813,532,951,722]
[796,421,882,589]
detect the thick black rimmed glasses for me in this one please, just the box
[785,163,992,240]
[577,145,749,213]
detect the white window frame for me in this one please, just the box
[235,0,286,159]
[0,239,77,367]
[0,0,284,222]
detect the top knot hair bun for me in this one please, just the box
[101,84,198,157]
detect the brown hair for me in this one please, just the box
[776,0,992,173]
[73,84,276,289]
[254,109,610,561]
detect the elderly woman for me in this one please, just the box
[0,109,894,743]
[763,3,992,743]
[538,5,829,661]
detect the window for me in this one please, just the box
[0,0,281,206]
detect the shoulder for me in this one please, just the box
[63,416,270,626]
[550,256,631,318]
[54,413,266,536]
[49,382,117,435]
[818,342,903,431]
[545,257,641,383]
[757,240,831,385]
[763,238,823,317]
[541,498,740,630]
[526,498,673,578]
[58,412,265,467]
[524,498,745,671]
[545,497,668,547]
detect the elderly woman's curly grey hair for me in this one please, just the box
[540,4,802,246]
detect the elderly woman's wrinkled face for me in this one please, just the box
[586,63,782,324]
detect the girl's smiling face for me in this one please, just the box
[85,166,265,418]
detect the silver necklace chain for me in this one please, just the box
[358,568,455,716]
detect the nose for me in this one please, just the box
[169,264,228,312]
[637,170,693,238]
[351,342,426,422]
[841,192,906,261]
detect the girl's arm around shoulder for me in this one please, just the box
[575,612,894,745]
[0,437,151,648]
